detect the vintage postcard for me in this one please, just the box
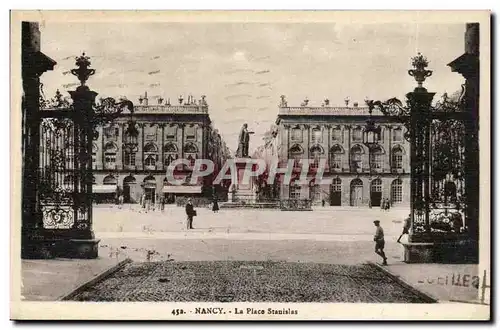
[10,10,491,320]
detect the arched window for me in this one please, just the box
[184,143,198,167]
[104,142,118,170]
[350,145,364,171]
[164,143,179,167]
[392,146,404,170]
[330,145,344,170]
[391,179,403,203]
[144,143,158,169]
[370,146,383,170]
[289,144,304,168]
[310,145,323,169]
[103,175,117,185]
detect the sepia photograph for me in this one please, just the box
[10,10,491,320]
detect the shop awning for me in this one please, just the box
[162,185,202,194]
[92,185,117,193]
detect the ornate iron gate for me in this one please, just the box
[31,53,133,256]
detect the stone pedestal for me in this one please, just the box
[226,158,257,204]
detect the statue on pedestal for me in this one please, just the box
[236,123,254,158]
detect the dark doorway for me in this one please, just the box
[370,178,382,207]
[330,178,342,206]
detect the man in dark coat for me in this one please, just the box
[185,198,195,230]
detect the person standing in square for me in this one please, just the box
[185,198,195,229]
[373,220,388,265]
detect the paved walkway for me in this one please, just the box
[93,205,410,237]
[21,255,128,301]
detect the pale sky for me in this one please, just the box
[40,22,466,154]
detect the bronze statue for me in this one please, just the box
[236,123,254,158]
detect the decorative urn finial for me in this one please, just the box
[408,52,433,89]
[70,52,96,86]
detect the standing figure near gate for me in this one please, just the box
[236,123,254,158]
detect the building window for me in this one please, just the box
[392,146,404,170]
[391,179,403,203]
[352,127,363,142]
[291,127,302,142]
[393,128,403,142]
[92,143,98,169]
[184,143,198,167]
[124,151,136,166]
[310,145,323,169]
[332,127,342,142]
[370,146,383,170]
[350,145,363,171]
[144,155,156,167]
[331,178,342,191]
[311,128,322,144]
[104,125,119,139]
[144,143,158,169]
[166,125,177,141]
[185,125,196,141]
[289,182,301,199]
[164,143,179,167]
[92,175,96,184]
[104,142,118,170]
[144,124,157,141]
[103,175,117,185]
[371,178,382,192]
[309,183,321,201]
[330,145,343,171]
[289,144,304,168]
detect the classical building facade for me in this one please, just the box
[273,97,411,207]
[91,93,230,204]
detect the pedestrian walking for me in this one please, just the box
[160,196,165,212]
[212,197,219,213]
[118,195,124,209]
[385,198,390,211]
[185,198,196,230]
[373,220,388,265]
[322,199,325,207]
[380,198,385,211]
[397,214,411,243]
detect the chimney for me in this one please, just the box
[179,95,184,105]
[143,91,148,106]
[158,96,164,105]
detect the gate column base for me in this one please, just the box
[66,239,100,259]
